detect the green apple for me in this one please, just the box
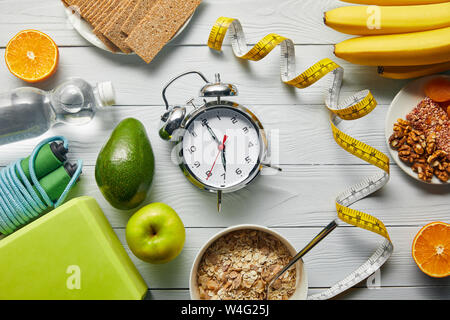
[126,202,185,264]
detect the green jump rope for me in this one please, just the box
[0,136,83,235]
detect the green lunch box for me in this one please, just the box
[0,196,147,300]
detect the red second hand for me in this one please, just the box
[207,135,227,180]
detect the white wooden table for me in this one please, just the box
[0,0,449,300]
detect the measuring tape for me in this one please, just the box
[208,17,393,300]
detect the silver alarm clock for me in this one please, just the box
[159,71,280,211]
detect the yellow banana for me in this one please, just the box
[325,3,450,35]
[334,27,450,66]
[341,0,450,5]
[378,61,450,79]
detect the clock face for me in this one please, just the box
[181,105,263,190]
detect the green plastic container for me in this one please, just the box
[0,196,147,299]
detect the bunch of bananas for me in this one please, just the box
[325,0,450,79]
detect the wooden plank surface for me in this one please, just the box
[147,286,450,300]
[113,227,450,289]
[0,0,352,46]
[31,165,450,229]
[0,0,448,300]
[0,47,409,106]
[0,102,400,166]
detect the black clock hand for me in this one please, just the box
[221,145,227,173]
[204,123,219,144]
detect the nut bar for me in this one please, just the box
[406,97,450,160]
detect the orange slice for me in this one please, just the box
[5,30,59,83]
[412,222,450,278]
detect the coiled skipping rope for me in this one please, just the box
[0,136,82,235]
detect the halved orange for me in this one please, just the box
[412,222,450,278]
[5,30,59,83]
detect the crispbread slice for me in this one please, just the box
[101,0,129,35]
[91,1,122,51]
[91,4,112,26]
[126,0,202,63]
[95,33,121,52]
[92,0,125,52]
[85,0,111,23]
[83,1,102,21]
[92,0,122,30]
[92,1,117,26]
[80,0,98,16]
[62,0,86,6]
[120,0,156,36]
[62,0,89,11]
[80,0,95,10]
[62,0,95,22]
[64,0,104,25]
[99,0,128,33]
[63,0,121,52]
[103,0,138,53]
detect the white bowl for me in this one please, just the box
[189,224,308,300]
[385,74,450,185]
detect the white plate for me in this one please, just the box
[385,75,450,185]
[64,5,193,55]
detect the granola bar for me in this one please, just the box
[406,97,450,160]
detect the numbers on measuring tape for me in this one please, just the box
[208,17,394,300]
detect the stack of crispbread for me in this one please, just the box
[62,0,201,62]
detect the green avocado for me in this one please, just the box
[95,118,155,210]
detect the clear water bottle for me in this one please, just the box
[0,78,115,146]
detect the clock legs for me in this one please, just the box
[261,162,282,172]
[217,190,222,212]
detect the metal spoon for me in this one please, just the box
[265,219,338,299]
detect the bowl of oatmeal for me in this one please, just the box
[189,225,308,300]
[385,75,449,184]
